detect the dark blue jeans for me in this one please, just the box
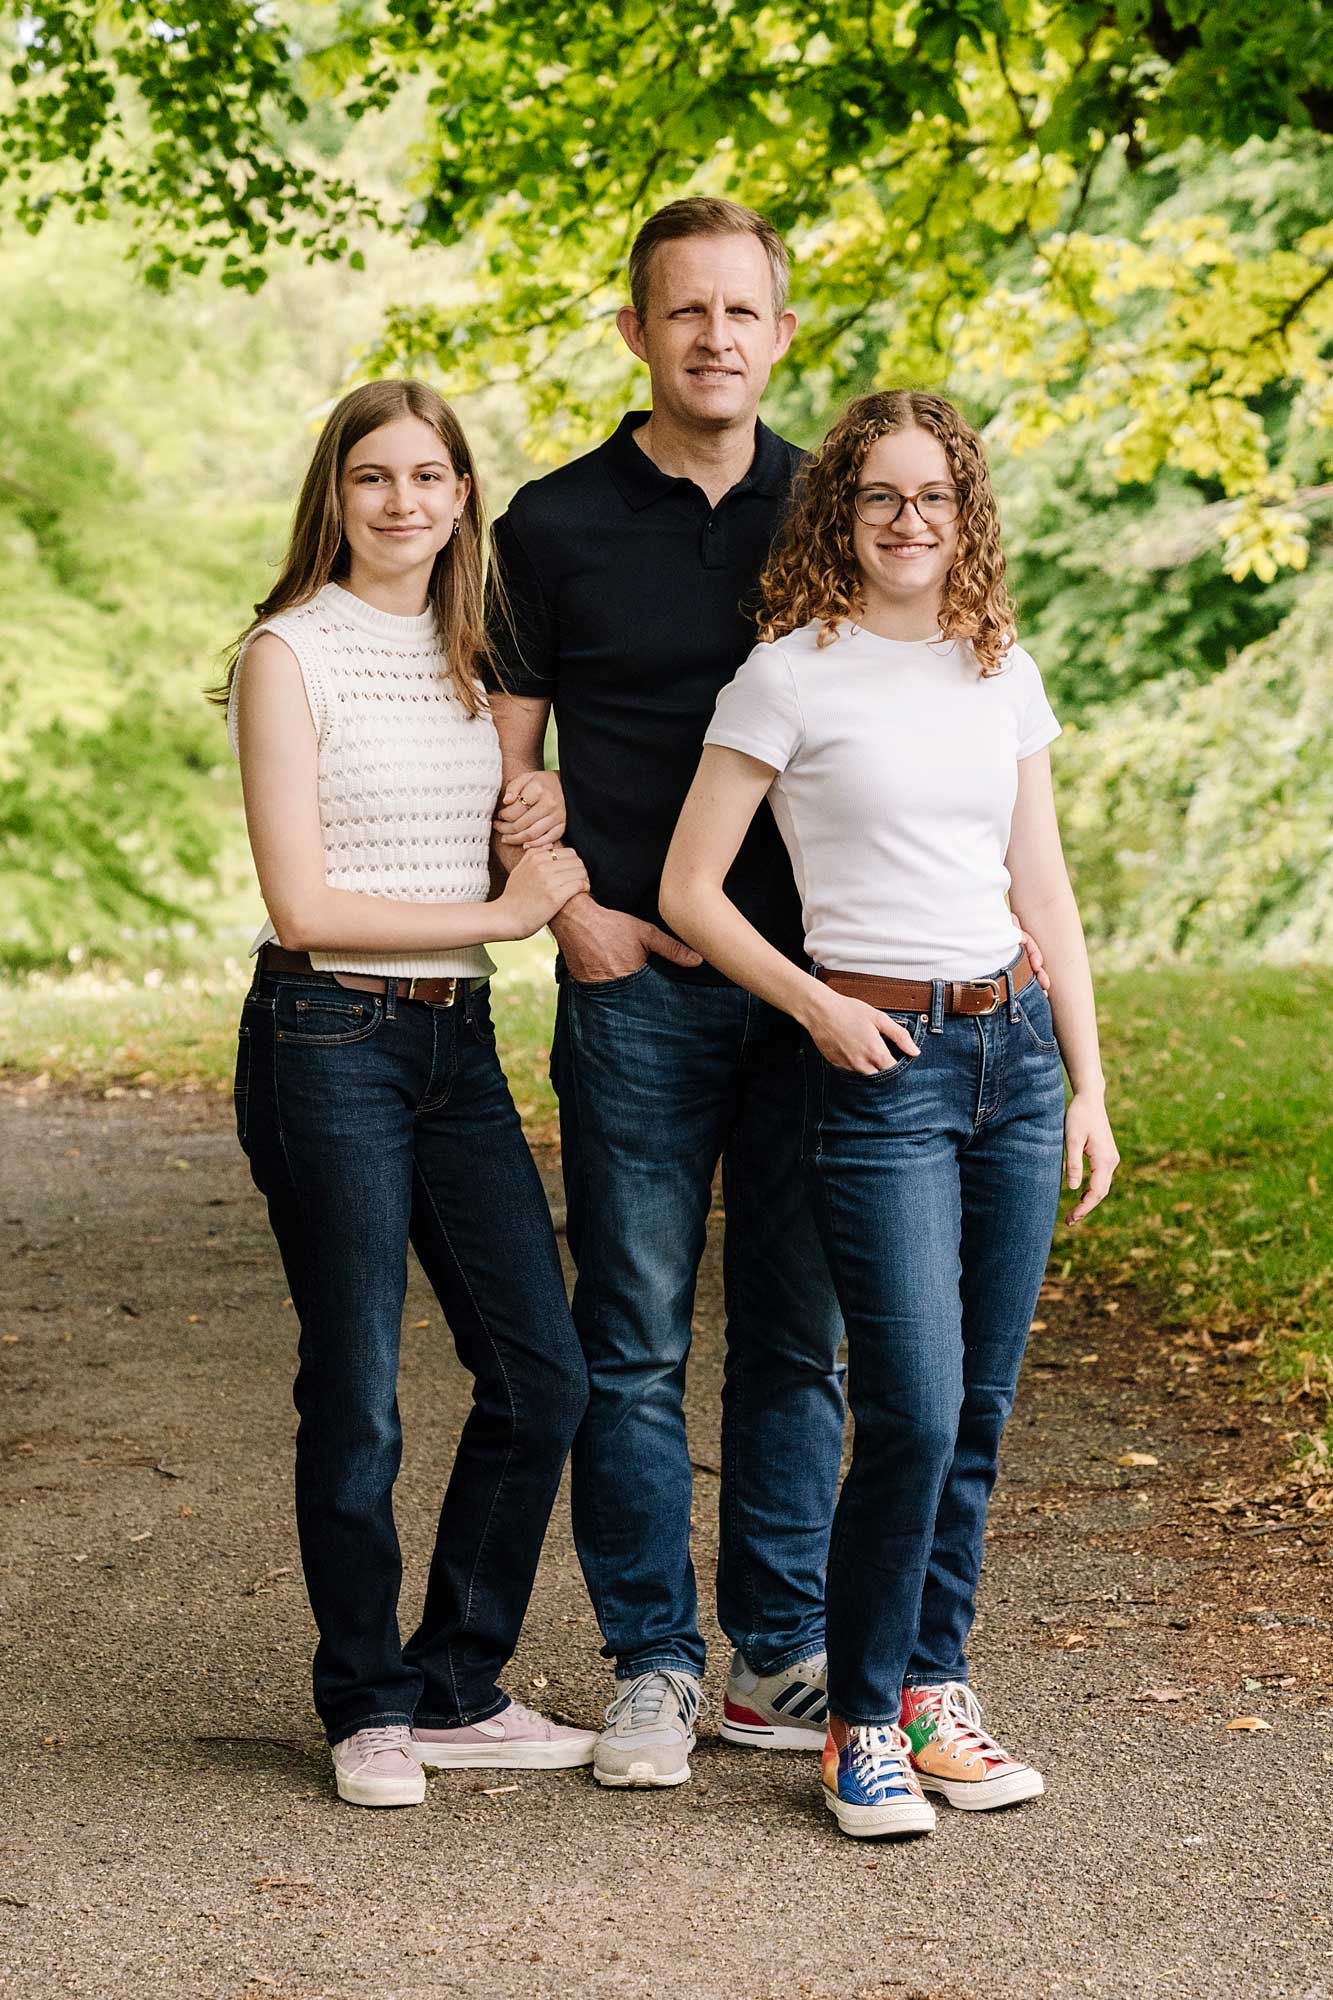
[551,962,845,1682]
[236,966,588,1745]
[802,960,1066,1725]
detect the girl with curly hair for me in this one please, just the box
[661,389,1119,1840]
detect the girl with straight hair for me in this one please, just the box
[220,378,595,1806]
[662,389,1119,1840]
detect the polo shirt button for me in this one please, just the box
[706,518,716,532]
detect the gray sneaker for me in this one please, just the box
[331,1724,426,1808]
[593,1669,702,1789]
[721,1647,828,1750]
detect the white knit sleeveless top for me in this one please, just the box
[228,581,501,978]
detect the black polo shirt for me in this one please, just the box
[487,412,807,983]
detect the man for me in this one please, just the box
[487,199,842,1787]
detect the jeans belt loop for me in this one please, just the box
[1006,964,1021,1023]
[385,977,398,1022]
[929,978,946,1035]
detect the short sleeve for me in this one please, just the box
[1010,647,1061,760]
[704,642,805,775]
[485,510,557,699]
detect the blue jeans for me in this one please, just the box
[801,960,1066,1724]
[551,962,845,1682]
[236,966,588,1745]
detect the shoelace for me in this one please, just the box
[848,1724,917,1799]
[916,1681,1005,1763]
[499,1700,549,1735]
[350,1725,416,1762]
[604,1669,704,1732]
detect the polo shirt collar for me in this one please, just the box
[602,410,790,511]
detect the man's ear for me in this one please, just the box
[773,309,798,364]
[617,305,650,363]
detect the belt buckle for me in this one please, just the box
[405,976,457,1007]
[969,977,1002,1016]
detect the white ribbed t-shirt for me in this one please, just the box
[705,620,1061,980]
[227,581,502,978]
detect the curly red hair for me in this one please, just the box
[759,390,1016,675]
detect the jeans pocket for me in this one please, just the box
[463,982,497,1047]
[824,1010,926,1087]
[569,963,653,996]
[1016,989,1058,1053]
[233,1024,252,1150]
[274,988,383,1047]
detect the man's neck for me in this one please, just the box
[633,408,759,510]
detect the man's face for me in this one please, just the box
[617,233,797,431]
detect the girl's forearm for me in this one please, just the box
[271,882,513,955]
[1011,883,1105,1096]
[660,876,821,1027]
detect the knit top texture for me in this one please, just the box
[227,580,501,978]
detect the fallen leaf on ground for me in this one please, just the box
[1225,1716,1272,1732]
[411,1318,430,1328]
[480,1784,520,1797]
[1029,1319,1048,1331]
[244,1566,293,1596]
[1135,1687,1196,1703]
[1117,1451,1159,1467]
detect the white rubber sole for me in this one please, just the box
[593,1739,695,1789]
[334,1768,426,1808]
[919,1766,1045,1811]
[720,1718,826,1752]
[413,1732,598,1771]
[822,1788,936,1838]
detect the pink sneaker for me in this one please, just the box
[331,1724,426,1808]
[414,1699,597,1770]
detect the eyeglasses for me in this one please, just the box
[853,484,963,528]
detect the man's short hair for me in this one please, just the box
[628,198,791,319]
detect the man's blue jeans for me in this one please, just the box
[237,966,588,1745]
[551,961,845,1682]
[801,959,1066,1724]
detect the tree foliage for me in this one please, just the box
[1058,568,1333,963]
[1,4,1330,966]
[3,2,1332,581]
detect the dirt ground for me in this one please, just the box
[2,1084,1331,2000]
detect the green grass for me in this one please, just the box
[2,959,1328,1414]
[1064,968,1332,1405]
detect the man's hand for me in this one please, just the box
[551,895,703,982]
[1011,916,1051,995]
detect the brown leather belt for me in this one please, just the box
[814,951,1033,1018]
[259,944,463,1008]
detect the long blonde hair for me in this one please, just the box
[759,390,1015,676]
[211,379,497,715]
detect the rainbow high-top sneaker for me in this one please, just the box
[899,1682,1044,1810]
[820,1714,937,1838]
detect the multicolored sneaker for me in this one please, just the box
[414,1699,597,1770]
[899,1682,1045,1810]
[331,1725,426,1808]
[821,1716,936,1838]
[721,1648,828,1750]
[593,1669,702,1789]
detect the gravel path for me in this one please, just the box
[2,1088,1330,2000]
